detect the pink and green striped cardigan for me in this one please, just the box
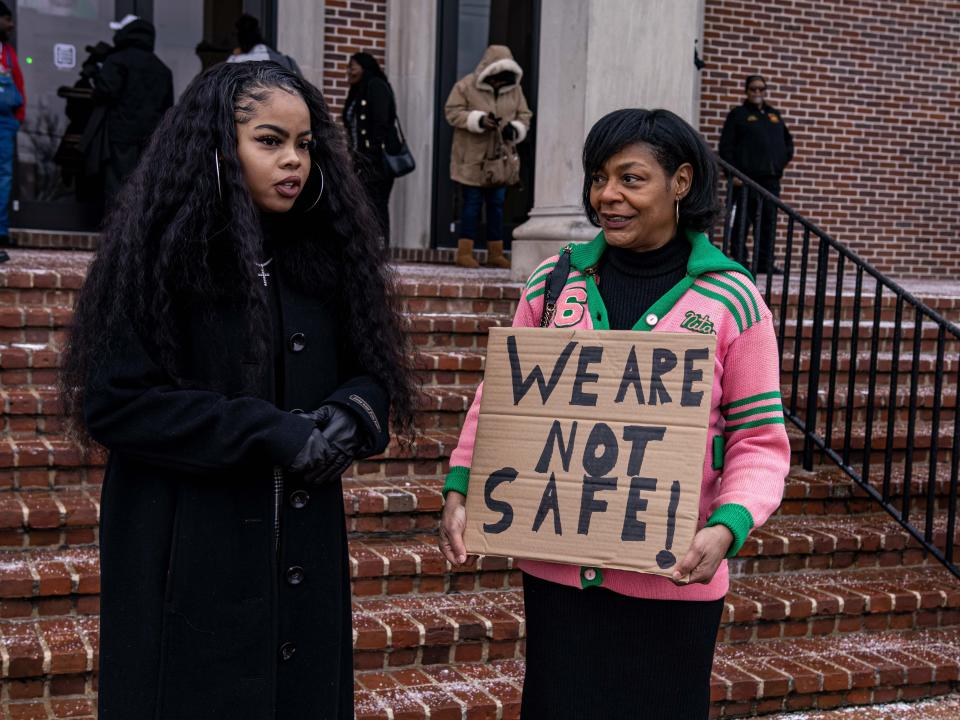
[443,229,790,602]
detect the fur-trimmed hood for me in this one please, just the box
[474,45,523,92]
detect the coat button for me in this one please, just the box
[286,566,305,585]
[279,641,296,661]
[584,568,597,581]
[288,332,306,352]
[645,313,658,326]
[290,490,310,509]
[360,114,366,120]
[360,129,367,135]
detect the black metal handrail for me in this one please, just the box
[716,157,960,581]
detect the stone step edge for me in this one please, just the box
[2,466,958,530]
[0,429,460,471]
[0,676,956,720]
[4,555,956,641]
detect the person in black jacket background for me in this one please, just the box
[719,74,794,273]
[83,15,173,202]
[342,52,398,246]
[61,62,416,719]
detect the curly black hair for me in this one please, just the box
[61,61,417,444]
[581,108,720,233]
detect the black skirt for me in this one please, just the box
[520,573,723,720]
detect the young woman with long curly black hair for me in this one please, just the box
[60,61,416,720]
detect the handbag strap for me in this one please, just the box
[392,113,407,146]
[539,246,573,327]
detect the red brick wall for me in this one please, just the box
[699,0,960,279]
[322,0,388,118]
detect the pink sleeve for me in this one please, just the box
[712,315,790,530]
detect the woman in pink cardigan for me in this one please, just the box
[439,108,790,718]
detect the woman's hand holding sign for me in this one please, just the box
[672,524,733,585]
[440,491,469,565]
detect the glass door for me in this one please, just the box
[12,0,118,231]
[431,0,540,249]
[10,0,274,233]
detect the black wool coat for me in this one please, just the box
[718,101,794,181]
[343,77,398,177]
[91,20,174,149]
[87,271,389,719]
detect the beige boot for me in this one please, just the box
[485,240,511,269]
[455,238,480,268]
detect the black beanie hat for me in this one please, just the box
[0,2,11,18]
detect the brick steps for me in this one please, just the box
[721,565,960,644]
[708,626,960,717]
[406,312,511,351]
[0,536,519,615]
[3,523,954,632]
[4,465,956,547]
[784,381,958,428]
[740,512,958,575]
[2,618,956,718]
[763,692,960,719]
[359,627,960,718]
[0,547,99,618]
[781,348,958,376]
[3,254,960,717]
[779,466,959,514]
[0,429,458,470]
[413,349,486,387]
[784,419,955,460]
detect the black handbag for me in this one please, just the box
[382,115,416,178]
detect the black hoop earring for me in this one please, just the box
[305,162,325,212]
[214,150,222,201]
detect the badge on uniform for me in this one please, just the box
[768,113,780,123]
[747,115,758,122]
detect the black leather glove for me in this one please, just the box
[501,123,518,142]
[287,405,368,484]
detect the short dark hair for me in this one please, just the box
[744,74,766,90]
[0,2,11,18]
[581,108,719,233]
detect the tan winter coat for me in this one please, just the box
[444,45,533,187]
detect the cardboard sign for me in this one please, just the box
[464,327,716,578]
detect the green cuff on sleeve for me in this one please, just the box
[442,466,470,499]
[705,503,755,557]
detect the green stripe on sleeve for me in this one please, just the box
[526,262,557,289]
[705,503,755,557]
[525,273,585,302]
[724,403,785,421]
[699,275,754,330]
[720,390,782,411]
[443,466,470,498]
[724,272,762,323]
[723,416,786,433]
[691,284,744,333]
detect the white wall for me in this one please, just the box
[386,0,437,248]
[277,0,324,89]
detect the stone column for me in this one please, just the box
[277,0,324,89]
[511,0,706,280]
[386,0,438,248]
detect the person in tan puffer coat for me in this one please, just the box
[445,45,532,268]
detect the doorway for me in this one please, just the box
[9,0,274,232]
[431,0,540,249]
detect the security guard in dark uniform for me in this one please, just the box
[719,74,794,273]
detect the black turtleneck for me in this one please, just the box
[598,235,691,331]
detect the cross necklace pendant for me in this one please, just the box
[256,257,273,287]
